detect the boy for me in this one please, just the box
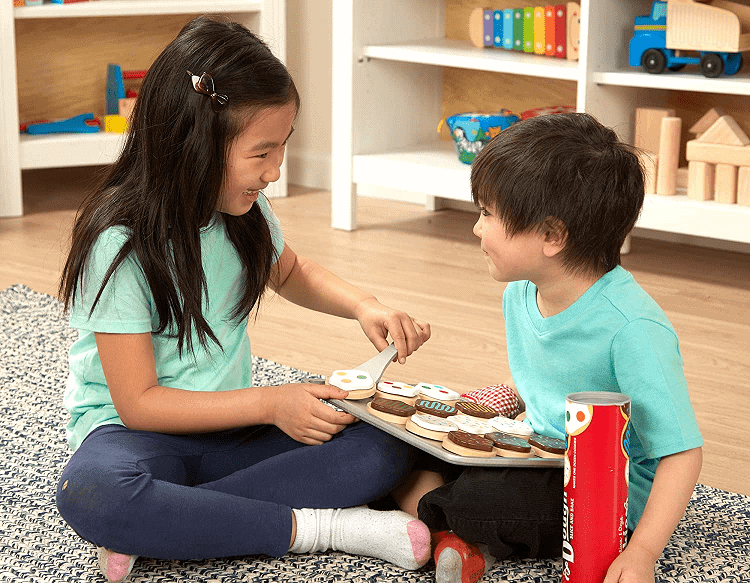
[405,113,703,583]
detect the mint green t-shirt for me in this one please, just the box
[63,197,285,451]
[503,266,703,530]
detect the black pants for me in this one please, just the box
[417,463,564,560]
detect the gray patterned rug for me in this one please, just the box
[1,284,749,582]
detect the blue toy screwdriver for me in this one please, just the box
[25,113,100,134]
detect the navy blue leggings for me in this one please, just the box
[56,422,412,560]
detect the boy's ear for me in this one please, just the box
[542,217,567,258]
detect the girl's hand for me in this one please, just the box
[270,383,357,445]
[602,543,657,583]
[353,297,431,364]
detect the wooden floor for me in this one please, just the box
[2,166,749,497]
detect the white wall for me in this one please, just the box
[285,0,333,190]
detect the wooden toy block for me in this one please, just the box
[689,107,726,137]
[656,117,682,196]
[637,150,658,194]
[688,161,715,201]
[545,6,556,56]
[534,7,546,55]
[686,140,750,167]
[503,9,515,49]
[523,7,534,53]
[513,8,525,50]
[738,167,750,206]
[696,114,750,146]
[554,4,566,57]
[118,97,136,122]
[677,166,689,189]
[566,2,580,60]
[714,164,738,204]
[493,10,504,47]
[468,7,486,48]
[634,107,676,153]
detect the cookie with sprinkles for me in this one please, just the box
[328,369,375,399]
[442,431,495,458]
[488,416,533,438]
[375,380,420,405]
[451,415,494,435]
[455,401,498,419]
[405,412,458,441]
[485,431,533,458]
[528,433,567,458]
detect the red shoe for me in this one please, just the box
[432,531,487,583]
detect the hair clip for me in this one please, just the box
[187,70,228,112]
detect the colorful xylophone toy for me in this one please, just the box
[468,4,580,61]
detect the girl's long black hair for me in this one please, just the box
[59,15,300,356]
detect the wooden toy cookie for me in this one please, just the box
[405,413,458,441]
[452,415,494,435]
[488,416,533,438]
[375,380,420,405]
[415,399,457,418]
[366,396,416,424]
[328,369,375,399]
[455,401,498,419]
[442,431,495,458]
[528,433,567,458]
[485,431,533,458]
[416,383,460,405]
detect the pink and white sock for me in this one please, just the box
[96,547,137,583]
[290,506,431,570]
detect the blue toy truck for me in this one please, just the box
[629,0,750,77]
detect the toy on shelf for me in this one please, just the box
[468,4,580,61]
[520,105,576,119]
[49,1,92,4]
[23,113,100,135]
[629,0,750,78]
[438,110,520,164]
[106,64,146,119]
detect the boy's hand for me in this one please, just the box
[271,383,357,445]
[602,543,657,583]
[353,297,431,364]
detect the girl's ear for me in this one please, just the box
[542,217,567,258]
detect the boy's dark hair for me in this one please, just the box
[59,16,300,356]
[471,112,644,276]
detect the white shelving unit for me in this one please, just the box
[331,0,750,247]
[0,0,286,218]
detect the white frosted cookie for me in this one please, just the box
[487,416,533,438]
[451,415,494,435]
[375,380,420,404]
[416,382,461,404]
[329,369,375,399]
[405,413,458,441]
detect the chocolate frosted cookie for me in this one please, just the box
[415,399,457,418]
[442,430,495,458]
[366,396,416,424]
[528,433,567,458]
[485,431,533,458]
[455,401,498,419]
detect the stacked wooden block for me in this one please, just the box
[686,108,750,205]
[634,107,750,206]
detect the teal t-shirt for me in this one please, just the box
[503,265,703,530]
[63,197,285,451]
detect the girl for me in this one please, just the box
[56,16,432,583]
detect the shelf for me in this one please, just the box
[363,38,580,81]
[14,0,261,18]
[19,132,125,170]
[639,194,750,245]
[353,141,472,202]
[591,69,750,97]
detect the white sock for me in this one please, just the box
[289,506,431,570]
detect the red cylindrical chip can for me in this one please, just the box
[563,392,631,583]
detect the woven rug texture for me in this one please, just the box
[1,284,749,582]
